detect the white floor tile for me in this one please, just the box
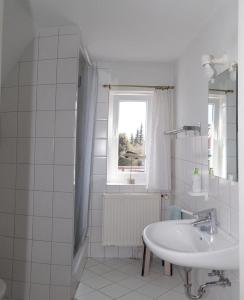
[118,291,153,300]
[137,282,169,298]
[82,274,112,289]
[118,277,146,290]
[76,291,112,300]
[87,263,112,275]
[99,283,131,298]
[102,270,128,283]
[157,290,188,300]
[75,283,94,296]
[76,258,185,300]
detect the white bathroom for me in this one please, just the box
[0,0,243,300]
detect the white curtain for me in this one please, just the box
[146,89,173,191]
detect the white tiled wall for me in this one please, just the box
[0,26,79,300]
[172,135,239,299]
[172,135,239,240]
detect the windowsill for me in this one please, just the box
[106,182,146,186]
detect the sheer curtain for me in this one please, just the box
[146,89,173,192]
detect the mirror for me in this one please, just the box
[208,68,238,181]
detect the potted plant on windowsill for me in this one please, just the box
[123,151,146,184]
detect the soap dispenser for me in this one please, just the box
[192,167,201,193]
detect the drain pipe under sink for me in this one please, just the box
[184,268,231,299]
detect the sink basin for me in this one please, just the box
[143,219,239,270]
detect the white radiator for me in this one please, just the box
[102,193,161,246]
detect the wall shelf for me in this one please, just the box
[188,191,208,199]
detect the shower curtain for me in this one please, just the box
[74,63,98,254]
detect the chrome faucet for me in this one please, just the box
[192,208,218,234]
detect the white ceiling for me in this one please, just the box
[26,0,229,62]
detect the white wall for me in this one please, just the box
[97,61,175,86]
[2,0,36,83]
[173,1,239,299]
[175,1,238,134]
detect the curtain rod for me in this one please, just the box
[209,88,234,94]
[103,84,175,90]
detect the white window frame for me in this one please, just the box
[107,90,153,185]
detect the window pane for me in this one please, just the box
[118,101,146,172]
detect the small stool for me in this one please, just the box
[141,238,173,277]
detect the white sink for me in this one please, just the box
[143,219,239,270]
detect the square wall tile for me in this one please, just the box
[54,138,75,165]
[18,85,37,111]
[12,281,30,300]
[0,189,15,213]
[53,192,73,218]
[58,35,79,58]
[15,190,34,216]
[0,112,17,137]
[51,265,71,286]
[37,85,56,110]
[57,58,78,84]
[0,138,17,163]
[0,87,18,112]
[59,25,80,35]
[3,65,19,88]
[54,165,74,192]
[0,236,13,259]
[0,259,12,279]
[20,38,38,62]
[93,157,107,175]
[91,193,103,210]
[14,215,33,239]
[16,164,34,189]
[90,243,105,258]
[32,241,51,264]
[38,27,59,37]
[13,238,32,261]
[18,112,36,138]
[96,103,108,120]
[30,283,50,300]
[50,285,71,300]
[0,164,16,188]
[0,213,14,236]
[92,175,106,193]
[51,242,72,265]
[55,111,76,137]
[91,210,102,227]
[19,61,37,85]
[33,216,52,241]
[97,85,109,103]
[38,60,57,85]
[95,120,108,139]
[33,191,53,217]
[38,36,58,60]
[17,138,35,163]
[35,138,54,164]
[94,139,107,157]
[56,84,77,110]
[31,263,50,284]
[36,111,55,137]
[13,261,31,282]
[52,218,73,243]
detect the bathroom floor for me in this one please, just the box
[75,258,188,300]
